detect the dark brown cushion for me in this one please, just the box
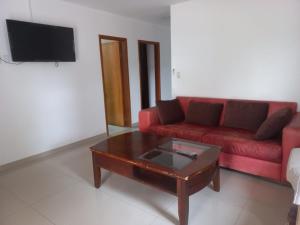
[223,100,269,131]
[157,99,184,124]
[255,108,293,140]
[185,102,223,126]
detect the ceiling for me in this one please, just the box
[62,0,186,26]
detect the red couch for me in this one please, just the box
[139,96,300,182]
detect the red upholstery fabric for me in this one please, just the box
[223,100,269,131]
[177,97,227,125]
[201,127,282,163]
[138,96,299,181]
[149,123,213,141]
[282,112,300,180]
[269,102,297,116]
[157,99,184,124]
[185,102,223,126]
[219,152,282,181]
[177,96,297,126]
[255,108,293,140]
[139,107,160,132]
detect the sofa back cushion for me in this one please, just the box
[185,102,223,126]
[157,99,184,124]
[255,108,293,140]
[223,100,269,131]
[268,102,297,116]
[177,97,227,125]
[176,96,297,126]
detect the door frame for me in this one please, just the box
[99,35,132,134]
[138,40,161,109]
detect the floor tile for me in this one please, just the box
[0,187,27,219]
[0,207,54,225]
[44,138,112,186]
[45,145,96,185]
[0,132,293,225]
[108,125,134,135]
[251,178,293,207]
[100,173,177,216]
[204,169,259,207]
[235,199,290,225]
[186,197,242,225]
[33,182,155,225]
[151,187,242,225]
[0,161,80,204]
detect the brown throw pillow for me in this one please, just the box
[255,108,293,140]
[185,102,223,126]
[157,99,184,124]
[223,100,269,131]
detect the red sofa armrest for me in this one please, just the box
[282,112,300,181]
[138,107,161,132]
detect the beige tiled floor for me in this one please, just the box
[0,133,293,225]
[108,125,134,136]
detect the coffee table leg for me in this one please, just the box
[92,153,101,188]
[212,166,220,192]
[177,179,189,225]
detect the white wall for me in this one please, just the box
[171,0,300,107]
[147,44,156,107]
[0,0,171,166]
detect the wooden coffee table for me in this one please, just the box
[90,131,221,225]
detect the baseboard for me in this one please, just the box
[0,133,107,173]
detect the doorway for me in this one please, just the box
[99,35,131,135]
[138,40,161,109]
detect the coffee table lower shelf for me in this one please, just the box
[92,152,220,225]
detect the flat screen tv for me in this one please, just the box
[6,20,76,62]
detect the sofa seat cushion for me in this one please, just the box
[149,123,213,141]
[202,127,282,163]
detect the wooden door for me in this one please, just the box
[138,40,161,110]
[101,41,125,126]
[139,43,150,109]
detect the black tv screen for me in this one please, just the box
[6,20,76,62]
